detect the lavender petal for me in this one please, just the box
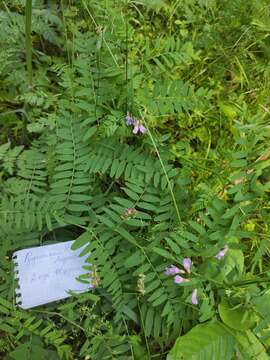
[132,121,139,134]
[183,257,192,273]
[215,245,229,260]
[125,113,134,126]
[191,288,198,305]
[139,124,147,134]
[164,265,181,276]
[174,275,185,284]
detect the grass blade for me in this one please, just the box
[25,0,32,87]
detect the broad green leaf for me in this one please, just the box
[252,291,270,317]
[218,301,257,331]
[236,330,269,360]
[223,249,244,279]
[167,321,235,360]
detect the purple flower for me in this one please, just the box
[164,265,181,276]
[174,275,186,284]
[133,120,146,135]
[126,112,135,126]
[125,112,146,134]
[215,245,229,260]
[183,258,192,273]
[191,288,198,305]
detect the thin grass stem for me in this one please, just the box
[25,0,33,87]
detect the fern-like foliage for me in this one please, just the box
[138,79,213,117]
[0,142,24,176]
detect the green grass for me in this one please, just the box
[25,0,32,87]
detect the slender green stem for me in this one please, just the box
[122,316,135,360]
[30,309,86,333]
[125,2,129,114]
[81,0,119,67]
[141,113,182,224]
[60,0,71,65]
[25,0,33,87]
[137,300,151,360]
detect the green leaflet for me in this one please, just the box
[71,232,90,250]
[125,251,145,268]
[152,247,174,260]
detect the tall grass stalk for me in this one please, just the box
[25,0,33,87]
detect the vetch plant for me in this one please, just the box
[1,0,270,359]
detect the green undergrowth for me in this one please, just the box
[1,0,270,359]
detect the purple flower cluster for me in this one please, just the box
[164,246,230,306]
[164,258,198,305]
[125,112,146,135]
